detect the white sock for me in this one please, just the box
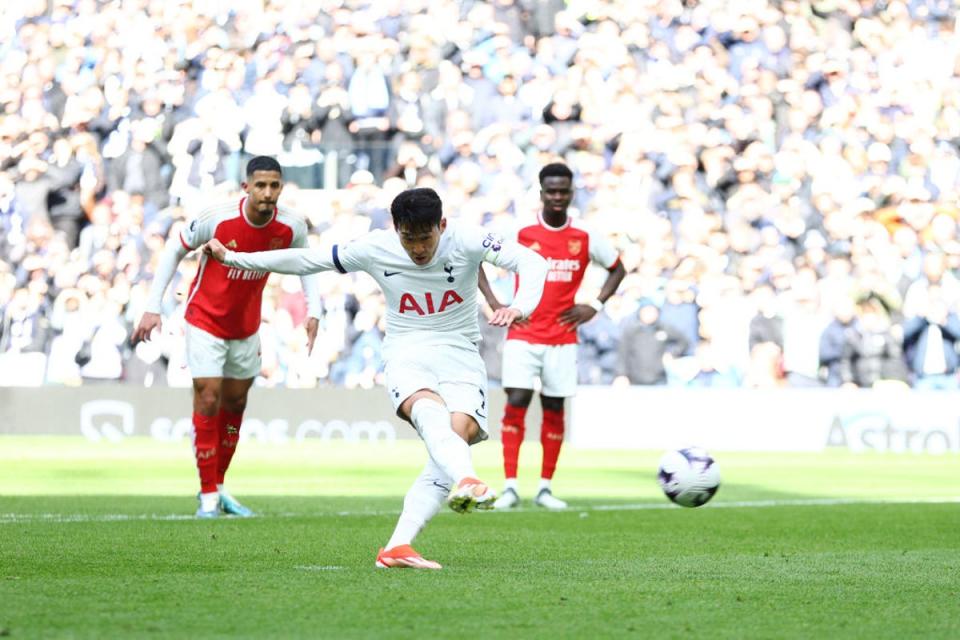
[386,459,451,549]
[504,478,518,492]
[200,491,219,512]
[410,398,476,484]
[216,483,226,495]
[538,478,552,493]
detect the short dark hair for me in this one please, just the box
[390,188,443,231]
[538,162,573,185]
[246,156,283,177]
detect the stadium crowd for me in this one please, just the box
[2,0,960,390]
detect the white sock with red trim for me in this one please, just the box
[386,459,451,550]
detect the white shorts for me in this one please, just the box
[185,324,261,380]
[501,340,578,398]
[384,342,489,441]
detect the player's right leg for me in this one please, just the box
[497,339,542,509]
[186,325,230,518]
[192,377,223,518]
[401,390,490,508]
[494,388,534,509]
[216,369,256,517]
[388,346,496,514]
[447,410,497,512]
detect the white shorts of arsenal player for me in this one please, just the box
[500,340,578,398]
[384,340,490,443]
[185,324,261,379]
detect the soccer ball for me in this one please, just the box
[657,447,721,508]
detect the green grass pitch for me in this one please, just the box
[1,437,958,639]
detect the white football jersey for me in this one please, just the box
[221,221,547,350]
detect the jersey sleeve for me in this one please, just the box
[179,213,217,250]
[221,234,376,276]
[587,226,620,269]
[328,235,375,274]
[289,218,323,318]
[222,247,335,274]
[462,225,547,318]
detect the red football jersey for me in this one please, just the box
[507,213,619,345]
[179,198,309,340]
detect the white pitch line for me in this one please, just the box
[0,496,957,525]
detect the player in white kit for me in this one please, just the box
[203,188,547,569]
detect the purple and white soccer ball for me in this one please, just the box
[657,447,721,508]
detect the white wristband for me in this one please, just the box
[588,298,604,313]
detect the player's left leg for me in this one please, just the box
[216,376,255,517]
[534,344,577,510]
[377,458,450,569]
[214,333,261,517]
[534,394,568,510]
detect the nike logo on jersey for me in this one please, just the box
[384,270,402,277]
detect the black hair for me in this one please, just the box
[390,188,443,231]
[246,156,283,177]
[538,162,574,185]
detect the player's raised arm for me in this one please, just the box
[204,241,338,275]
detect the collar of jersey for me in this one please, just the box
[238,197,277,228]
[538,210,571,231]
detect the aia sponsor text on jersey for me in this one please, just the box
[398,290,464,315]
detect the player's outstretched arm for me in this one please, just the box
[203,242,335,276]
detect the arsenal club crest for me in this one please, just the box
[269,237,284,250]
[567,239,582,256]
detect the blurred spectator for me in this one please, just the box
[819,298,861,388]
[615,299,688,386]
[108,120,171,215]
[840,298,909,389]
[686,340,741,388]
[659,278,699,356]
[577,309,621,385]
[45,136,86,248]
[902,286,960,390]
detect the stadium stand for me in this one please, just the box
[1,0,959,389]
